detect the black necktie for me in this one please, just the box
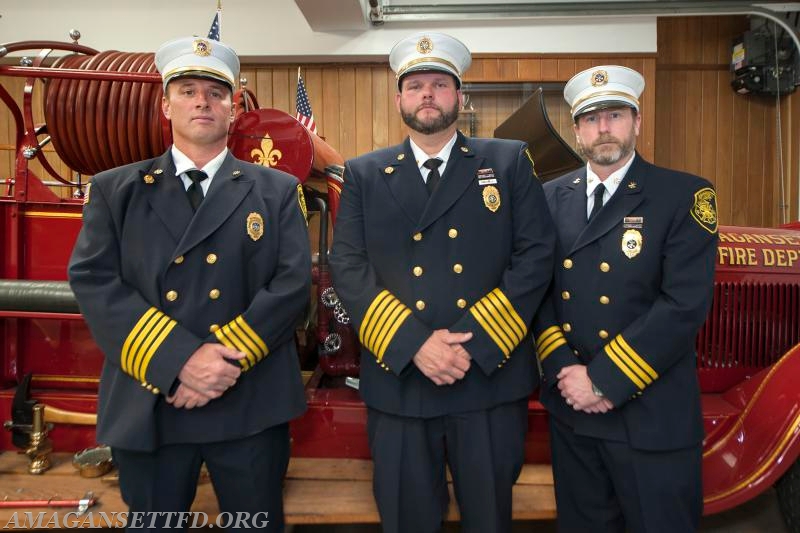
[185,170,208,211]
[423,158,443,196]
[588,183,606,222]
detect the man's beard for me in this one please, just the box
[577,129,636,166]
[401,102,459,135]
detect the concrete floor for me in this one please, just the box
[288,487,789,533]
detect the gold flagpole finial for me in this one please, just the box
[297,66,302,81]
[217,0,222,10]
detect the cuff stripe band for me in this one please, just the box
[215,315,269,372]
[360,290,412,362]
[121,307,177,382]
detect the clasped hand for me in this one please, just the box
[413,329,473,386]
[166,343,246,409]
[556,364,614,414]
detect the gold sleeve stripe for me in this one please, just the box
[139,318,177,382]
[359,290,412,362]
[130,314,172,380]
[488,289,527,339]
[473,299,516,351]
[615,335,658,380]
[215,315,269,371]
[121,307,177,381]
[470,303,513,357]
[375,307,412,361]
[121,307,159,375]
[359,290,392,344]
[536,326,562,349]
[606,340,651,386]
[537,329,567,361]
[365,298,402,350]
[604,344,646,390]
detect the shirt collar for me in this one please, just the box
[171,145,228,179]
[409,132,458,175]
[585,152,636,199]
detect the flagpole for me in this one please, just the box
[217,1,222,40]
[297,66,301,84]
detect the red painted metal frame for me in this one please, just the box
[1,38,800,517]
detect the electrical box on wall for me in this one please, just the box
[731,20,799,96]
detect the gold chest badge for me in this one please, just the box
[621,229,642,258]
[482,185,501,212]
[247,212,264,241]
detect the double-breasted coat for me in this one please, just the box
[69,150,310,451]
[329,132,557,417]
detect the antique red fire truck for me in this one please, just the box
[0,36,798,529]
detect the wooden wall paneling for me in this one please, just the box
[271,68,291,115]
[684,71,703,176]
[654,70,672,168]
[699,71,719,185]
[715,71,735,225]
[517,59,541,81]
[304,67,323,126]
[500,59,518,81]
[729,88,751,226]
[639,58,656,162]
[540,59,559,81]
[321,68,341,152]
[370,67,389,151]
[338,67,357,160]
[254,69,274,110]
[481,58,501,81]
[354,67,373,157]
[669,70,688,171]
[788,93,800,222]
[556,59,575,82]
[748,99,768,228]
[386,69,404,147]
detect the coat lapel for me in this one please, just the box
[145,151,193,244]
[381,138,429,224]
[555,168,588,251]
[569,156,646,255]
[174,153,253,257]
[417,132,478,232]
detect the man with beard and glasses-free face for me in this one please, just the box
[68,36,310,532]
[532,65,719,532]
[329,32,557,533]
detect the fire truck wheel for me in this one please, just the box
[776,459,800,533]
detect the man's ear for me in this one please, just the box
[161,96,171,120]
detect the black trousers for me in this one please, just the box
[112,423,290,532]
[549,416,702,533]
[367,398,529,533]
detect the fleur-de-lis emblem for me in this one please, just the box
[250,134,282,168]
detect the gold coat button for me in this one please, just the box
[413,232,423,242]
[416,300,426,310]
[209,324,220,333]
[456,298,467,308]
[561,291,570,300]
[166,290,178,302]
[563,323,572,332]
[206,253,218,264]
[600,262,611,272]
[174,256,184,264]
[599,330,609,339]
[152,387,160,395]
[448,228,458,239]
[600,296,610,305]
[209,289,220,300]
[413,266,423,277]
[453,264,463,274]
[563,259,573,269]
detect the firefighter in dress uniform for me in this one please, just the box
[532,65,719,532]
[329,32,557,533]
[68,36,310,532]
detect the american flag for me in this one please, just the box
[296,70,318,135]
[207,11,221,41]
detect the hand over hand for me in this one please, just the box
[557,365,614,413]
[177,343,245,399]
[166,382,213,409]
[413,330,473,386]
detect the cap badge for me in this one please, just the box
[621,228,642,259]
[193,39,212,57]
[247,212,264,241]
[591,69,608,87]
[482,185,501,213]
[416,37,434,55]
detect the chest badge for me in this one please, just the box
[621,229,642,258]
[482,185,501,213]
[247,212,264,241]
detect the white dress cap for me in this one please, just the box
[155,36,240,91]
[564,65,645,119]
[389,32,472,89]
